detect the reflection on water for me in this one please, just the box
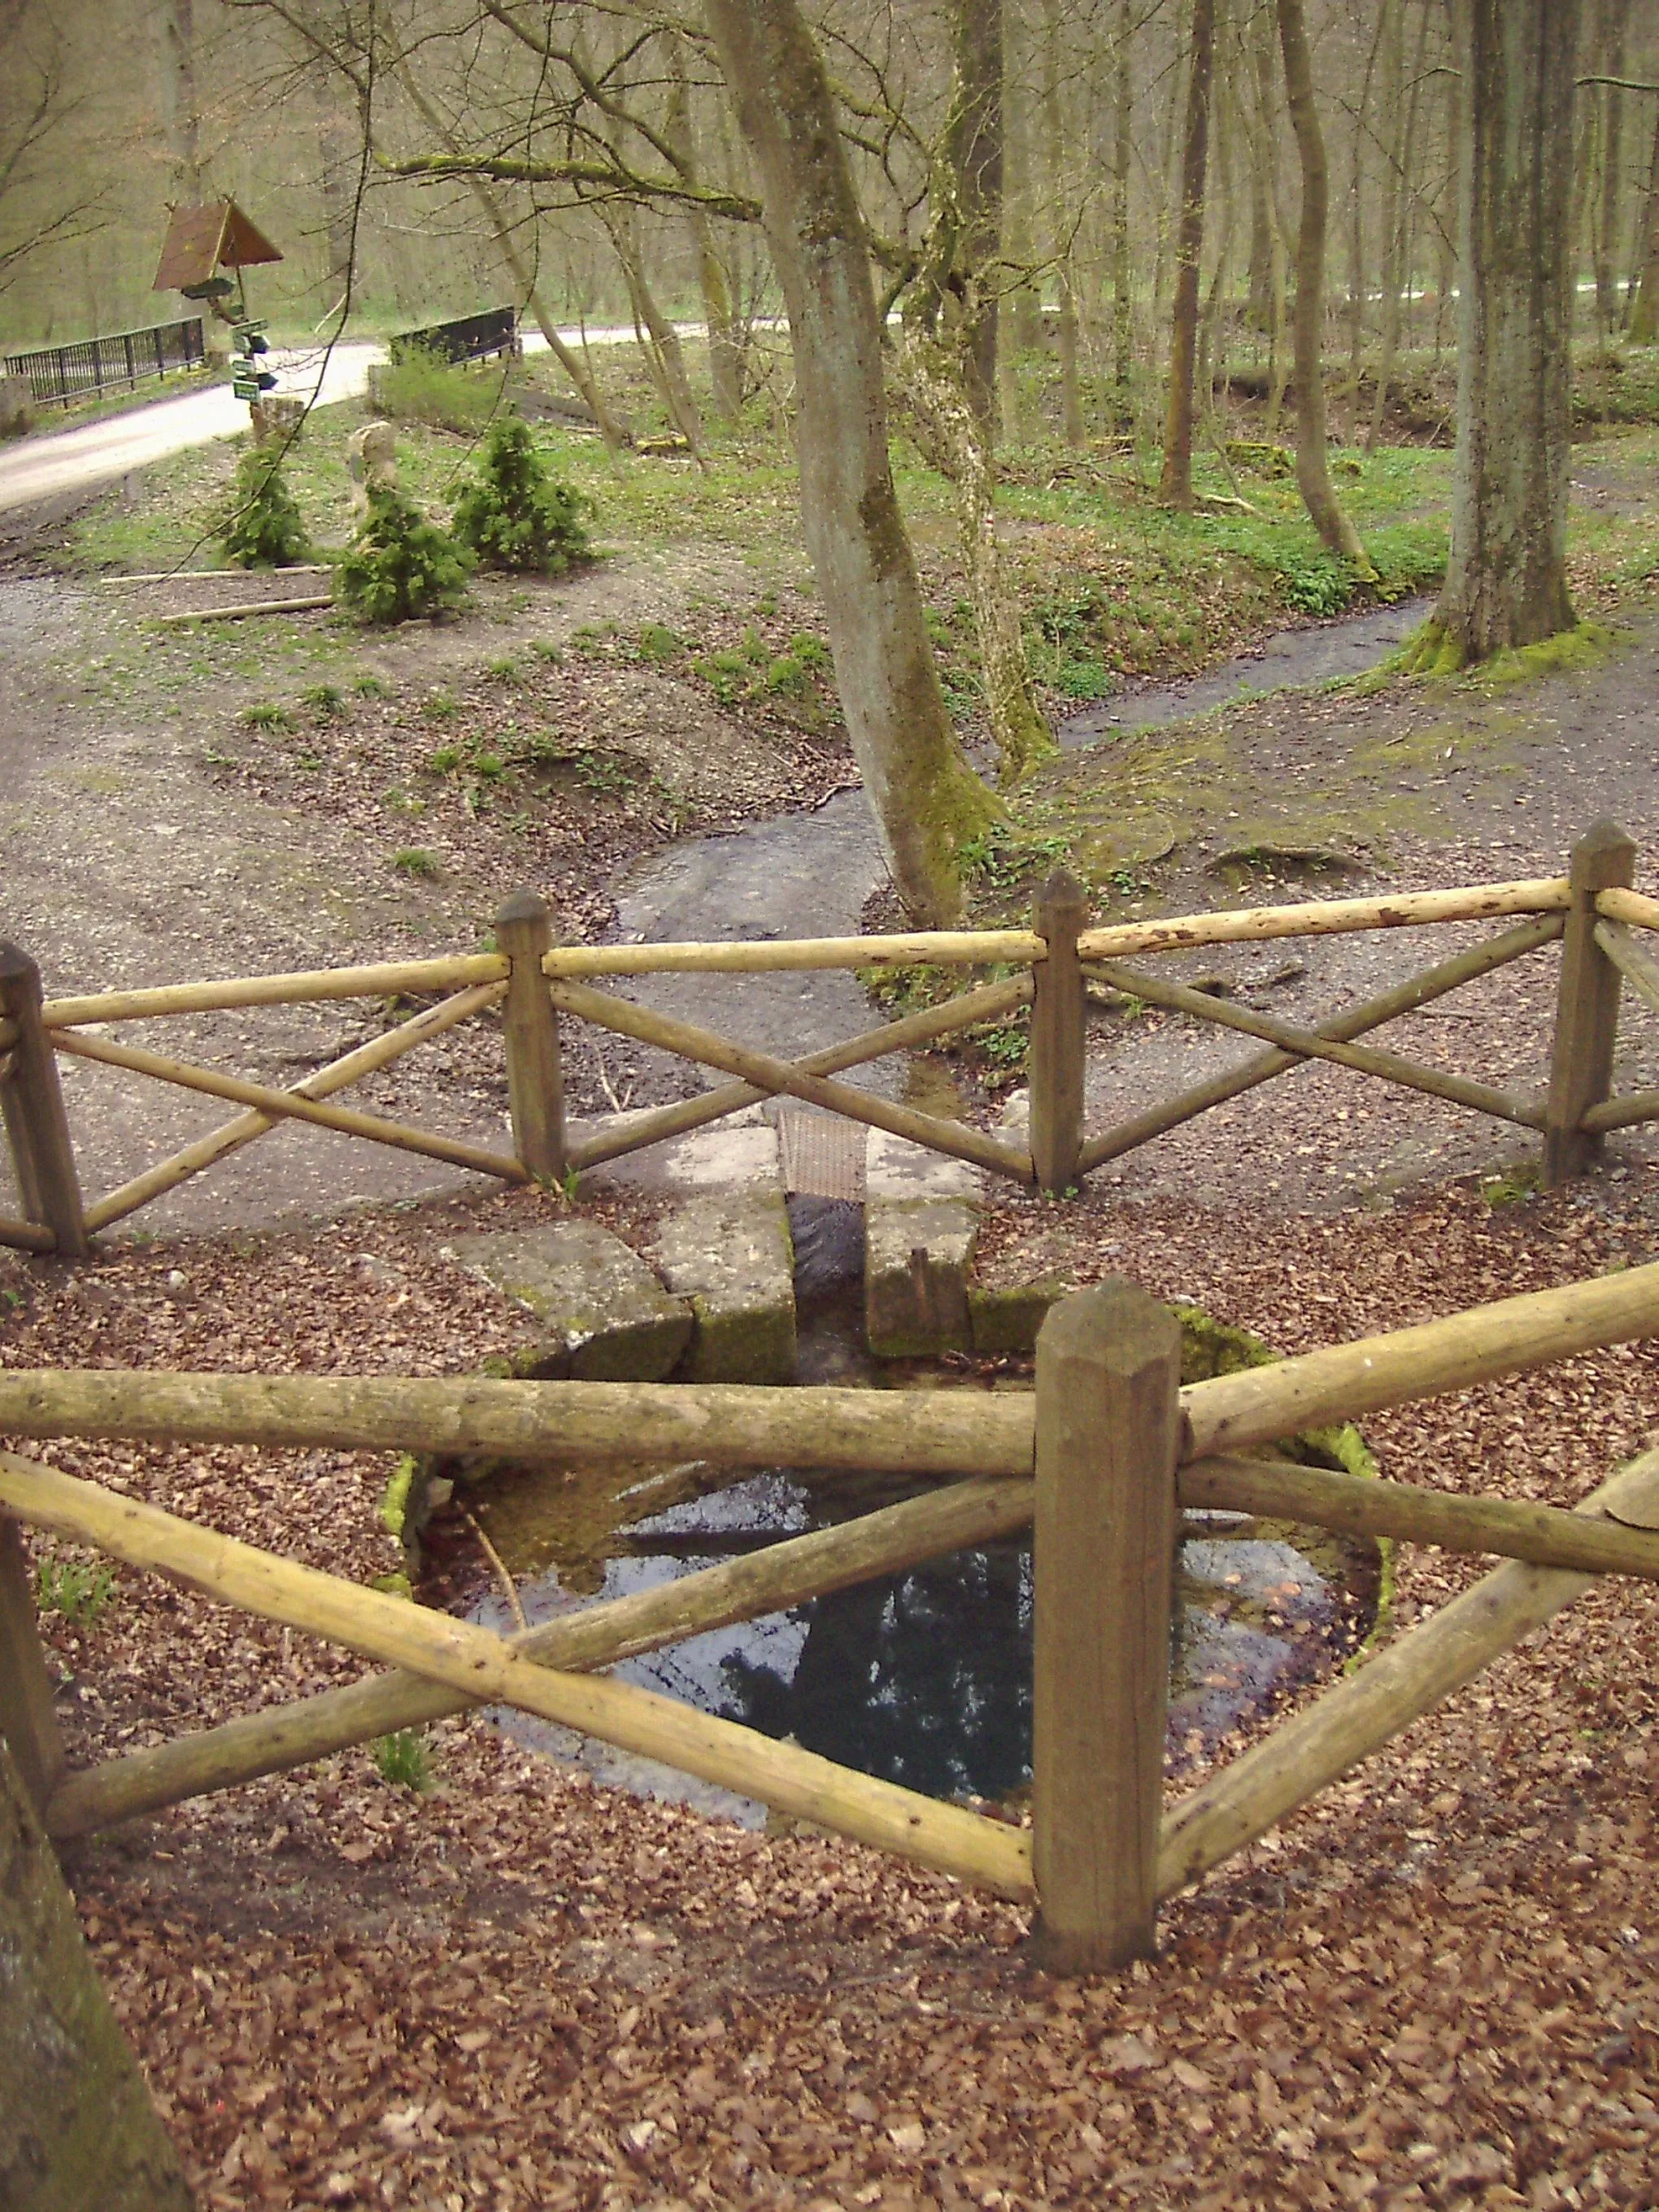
[468,1467,1375,1827]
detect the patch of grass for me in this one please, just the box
[573,749,636,796]
[302,681,346,715]
[422,689,460,721]
[472,750,507,782]
[354,672,390,698]
[241,701,294,731]
[371,1727,436,1792]
[35,1547,116,1627]
[484,655,520,683]
[1478,1161,1542,1208]
[424,744,463,774]
[390,847,442,879]
[372,349,501,435]
[638,620,681,663]
[960,818,1072,901]
[529,638,564,664]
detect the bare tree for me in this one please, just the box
[1157,0,1215,508]
[0,0,110,295]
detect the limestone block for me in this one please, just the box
[573,1104,782,1194]
[448,1220,690,1381]
[865,1126,982,1202]
[654,1190,797,1384]
[865,1196,978,1359]
[967,1278,1069,1357]
[0,377,33,440]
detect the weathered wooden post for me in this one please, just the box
[0,943,89,1259]
[1030,869,1089,1194]
[494,891,566,1182]
[1030,1280,1182,1973]
[0,1514,64,1818]
[1544,821,1635,1187]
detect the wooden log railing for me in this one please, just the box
[7,834,1659,1250]
[4,1266,1659,1968]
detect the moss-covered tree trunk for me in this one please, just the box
[1628,102,1659,343]
[1157,0,1216,508]
[1276,0,1373,573]
[0,1735,194,2210]
[896,334,1056,786]
[944,0,1004,440]
[1412,0,1579,670]
[705,0,995,924]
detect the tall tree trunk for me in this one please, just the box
[1249,0,1290,437]
[1630,102,1659,343]
[0,1734,195,2209]
[703,0,995,924]
[1366,0,1405,450]
[1041,0,1084,446]
[1277,0,1374,571]
[1157,0,1216,507]
[1111,2,1134,403]
[606,207,706,457]
[1594,0,1629,334]
[897,336,1056,786]
[1411,0,1579,668]
[314,82,358,313]
[945,0,1004,439]
[667,47,743,422]
[161,0,201,200]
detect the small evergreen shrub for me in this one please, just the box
[452,415,593,575]
[335,486,474,625]
[220,447,310,568]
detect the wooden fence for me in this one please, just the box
[2,1265,1659,1969]
[3,821,1659,1258]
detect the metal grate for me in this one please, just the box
[777,1107,865,1200]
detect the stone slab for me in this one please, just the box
[865,1196,978,1359]
[654,1190,797,1384]
[967,1278,1069,1357]
[570,1105,782,1195]
[447,1220,690,1382]
[865,1126,983,1202]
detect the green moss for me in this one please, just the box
[379,1452,420,1539]
[1477,620,1618,687]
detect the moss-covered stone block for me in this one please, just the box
[449,1220,691,1382]
[968,1278,1069,1356]
[866,1196,978,1358]
[654,1190,797,1384]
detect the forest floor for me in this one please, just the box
[3,340,1659,2205]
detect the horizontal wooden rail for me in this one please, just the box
[50,1029,527,1187]
[1078,915,1565,1173]
[1087,958,1546,1129]
[0,1370,1034,1473]
[81,983,506,1233]
[0,1451,1030,1897]
[1594,917,1659,1016]
[1182,1453,1659,1579]
[568,973,1033,1173]
[1077,877,1569,963]
[1582,1088,1659,1135]
[1183,1256,1659,1457]
[46,1473,1034,1838]
[1158,1445,1659,1896]
[155,596,334,626]
[546,976,1034,1182]
[1596,886,1659,932]
[543,930,1047,978]
[5,1259,1657,1475]
[0,1216,56,1254]
[40,954,508,1030]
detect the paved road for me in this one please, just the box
[0,322,663,515]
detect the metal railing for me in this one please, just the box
[2,317,208,410]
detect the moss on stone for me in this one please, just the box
[379,1452,420,1539]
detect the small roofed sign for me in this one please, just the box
[153,200,283,296]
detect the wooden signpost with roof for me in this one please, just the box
[154,199,285,407]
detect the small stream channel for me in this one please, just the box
[451,1215,1382,1826]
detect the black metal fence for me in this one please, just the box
[389,307,519,368]
[2,317,208,410]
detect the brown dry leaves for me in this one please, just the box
[5,1171,1659,2207]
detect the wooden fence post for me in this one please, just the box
[1030,1280,1182,1973]
[0,943,89,1259]
[495,892,566,1182]
[1030,869,1089,1194]
[0,1514,64,1818]
[1544,821,1635,1187]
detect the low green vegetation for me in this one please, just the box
[370,347,504,435]
[335,486,474,625]
[391,846,442,878]
[371,1727,436,1792]
[220,447,311,568]
[34,1548,116,1627]
[452,414,594,576]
